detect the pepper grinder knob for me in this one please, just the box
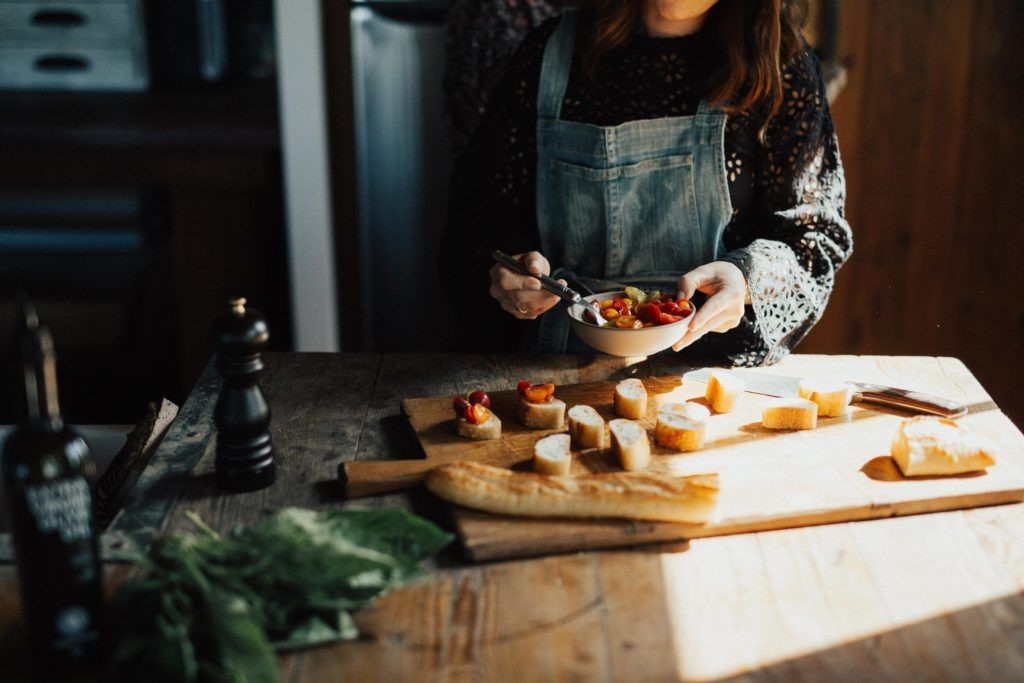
[212,297,276,491]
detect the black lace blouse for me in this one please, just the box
[440,17,853,365]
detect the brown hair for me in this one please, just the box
[577,0,808,139]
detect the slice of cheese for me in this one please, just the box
[891,416,996,476]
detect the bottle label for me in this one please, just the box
[24,479,93,543]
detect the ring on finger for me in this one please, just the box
[513,297,528,315]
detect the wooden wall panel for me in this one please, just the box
[802,0,1024,427]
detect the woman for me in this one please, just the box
[440,0,852,365]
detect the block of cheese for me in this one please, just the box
[705,371,744,413]
[455,414,502,440]
[891,416,996,476]
[567,404,606,449]
[518,397,566,429]
[533,433,573,475]
[614,378,647,419]
[609,418,651,471]
[798,378,854,417]
[762,397,818,430]
[655,402,710,452]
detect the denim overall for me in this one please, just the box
[534,10,732,352]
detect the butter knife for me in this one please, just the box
[683,369,968,418]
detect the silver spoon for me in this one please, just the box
[490,250,607,325]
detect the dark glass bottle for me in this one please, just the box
[2,304,105,675]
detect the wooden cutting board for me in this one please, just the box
[396,358,1024,561]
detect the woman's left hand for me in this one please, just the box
[672,261,750,352]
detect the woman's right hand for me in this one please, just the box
[488,251,565,320]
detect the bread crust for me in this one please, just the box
[891,416,996,476]
[655,412,706,452]
[762,398,818,430]
[567,404,606,449]
[614,378,648,419]
[706,371,743,414]
[609,418,651,471]
[425,461,719,524]
[455,415,502,440]
[798,378,854,417]
[518,397,566,429]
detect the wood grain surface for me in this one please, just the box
[3,353,1023,682]
[391,355,1024,560]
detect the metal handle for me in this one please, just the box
[852,383,968,418]
[490,250,578,303]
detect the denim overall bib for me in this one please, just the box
[534,10,732,352]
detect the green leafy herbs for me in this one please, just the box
[109,508,452,683]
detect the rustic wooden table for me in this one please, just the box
[2,353,1023,681]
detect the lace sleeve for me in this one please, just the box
[721,44,853,366]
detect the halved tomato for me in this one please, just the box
[522,383,555,403]
[465,403,491,424]
[637,303,662,324]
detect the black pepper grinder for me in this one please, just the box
[212,297,276,491]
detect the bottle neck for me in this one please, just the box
[21,328,63,432]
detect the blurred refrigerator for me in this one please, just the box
[350,0,455,351]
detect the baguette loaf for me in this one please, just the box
[705,371,744,413]
[518,397,566,429]
[567,404,606,449]
[455,414,502,440]
[534,433,572,475]
[654,403,710,452]
[425,460,719,524]
[891,416,996,476]
[762,397,818,430]
[609,418,651,471]
[614,378,648,419]
[798,378,854,417]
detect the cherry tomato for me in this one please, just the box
[465,402,491,424]
[522,383,555,404]
[468,390,491,408]
[453,396,470,417]
[637,303,661,324]
[517,380,531,397]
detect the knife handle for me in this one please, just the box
[852,383,968,418]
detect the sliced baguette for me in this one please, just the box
[567,404,606,449]
[798,378,854,417]
[426,460,719,524]
[705,371,744,413]
[762,397,818,430]
[614,378,648,419]
[534,433,572,475]
[609,418,651,471]
[455,414,502,440]
[654,403,709,452]
[891,416,996,476]
[518,397,566,429]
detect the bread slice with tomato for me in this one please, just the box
[517,380,566,429]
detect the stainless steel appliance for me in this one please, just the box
[350,0,455,351]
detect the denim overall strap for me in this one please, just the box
[537,9,576,121]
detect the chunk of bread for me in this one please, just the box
[655,403,710,452]
[762,397,818,430]
[455,414,502,440]
[609,418,651,471]
[614,378,647,419]
[705,371,744,413]
[534,433,573,475]
[891,416,996,476]
[426,460,719,524]
[798,378,854,417]
[518,397,566,429]
[567,404,606,449]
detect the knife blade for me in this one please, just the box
[682,369,968,418]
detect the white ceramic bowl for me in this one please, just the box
[566,291,695,357]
